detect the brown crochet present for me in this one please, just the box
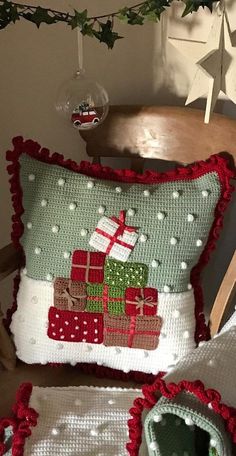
[104,314,162,350]
[54,278,87,311]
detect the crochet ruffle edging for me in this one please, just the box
[127,377,236,455]
[10,383,38,456]
[5,136,235,377]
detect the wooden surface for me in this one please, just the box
[0,243,22,281]
[80,106,236,162]
[0,361,137,417]
[210,250,236,336]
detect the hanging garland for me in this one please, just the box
[0,1,218,48]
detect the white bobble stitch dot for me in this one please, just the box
[51,428,60,436]
[115,186,122,193]
[153,414,162,423]
[46,273,53,281]
[187,213,195,222]
[183,330,190,339]
[187,283,192,290]
[160,332,167,339]
[98,205,105,214]
[80,229,88,237]
[29,338,36,345]
[173,309,180,318]
[210,438,217,448]
[41,199,48,207]
[208,358,216,367]
[151,259,160,268]
[28,174,35,181]
[115,347,121,354]
[157,211,165,220]
[52,225,59,234]
[143,189,150,197]
[170,237,178,245]
[87,181,94,189]
[149,441,158,451]
[196,239,203,247]
[57,343,64,350]
[139,234,147,243]
[202,190,210,198]
[172,190,180,199]
[58,178,65,187]
[27,222,32,229]
[128,208,135,216]
[185,417,194,426]
[69,202,76,211]
[34,246,41,255]
[164,285,171,293]
[181,261,188,270]
[86,345,93,352]
[198,341,206,347]
[108,399,115,405]
[63,251,70,259]
[90,428,99,436]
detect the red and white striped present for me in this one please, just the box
[89,210,138,262]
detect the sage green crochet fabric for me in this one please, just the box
[20,155,221,291]
[144,392,232,456]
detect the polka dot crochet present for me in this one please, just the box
[5,137,235,379]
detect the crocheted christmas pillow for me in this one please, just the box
[6,137,234,380]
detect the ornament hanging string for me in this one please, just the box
[77,28,84,74]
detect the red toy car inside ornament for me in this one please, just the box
[71,102,100,128]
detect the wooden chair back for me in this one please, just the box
[80,105,236,336]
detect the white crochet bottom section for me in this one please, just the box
[11,274,196,374]
[24,386,144,456]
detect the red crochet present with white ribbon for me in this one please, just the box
[47,307,104,343]
[89,210,138,262]
[71,250,106,283]
[125,287,158,316]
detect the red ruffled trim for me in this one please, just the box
[127,377,236,455]
[10,383,38,456]
[5,136,235,381]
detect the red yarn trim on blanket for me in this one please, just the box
[127,377,236,455]
[10,383,38,456]
[5,136,235,382]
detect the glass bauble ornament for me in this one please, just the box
[55,70,109,130]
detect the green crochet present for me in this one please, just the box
[104,258,148,288]
[86,283,125,315]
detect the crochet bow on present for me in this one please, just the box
[134,296,155,316]
[61,284,86,310]
[111,210,137,237]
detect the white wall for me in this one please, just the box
[0,0,236,322]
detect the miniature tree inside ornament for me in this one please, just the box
[55,69,109,130]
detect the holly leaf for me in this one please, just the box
[0,0,19,29]
[69,9,88,30]
[182,0,214,16]
[23,6,57,27]
[93,20,123,49]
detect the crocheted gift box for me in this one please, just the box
[54,278,86,311]
[6,137,234,380]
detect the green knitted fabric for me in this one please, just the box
[144,393,232,456]
[104,258,148,288]
[86,284,125,315]
[20,154,221,291]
